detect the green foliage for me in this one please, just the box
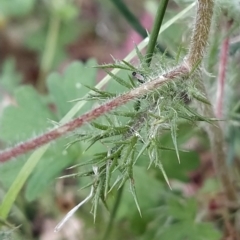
[25,21,80,69]
[111,173,221,240]
[215,0,240,21]
[0,86,55,142]
[47,60,96,117]
[0,0,35,17]
[0,230,13,240]
[47,0,79,22]
[0,59,22,96]
[0,60,97,202]
[139,194,222,240]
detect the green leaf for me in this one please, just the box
[106,70,131,94]
[94,63,134,72]
[158,150,199,182]
[156,122,200,181]
[194,222,222,240]
[156,221,221,240]
[52,1,79,22]
[0,157,26,189]
[0,140,79,202]
[25,139,80,201]
[47,60,97,118]
[122,60,139,71]
[117,166,163,219]
[0,0,35,17]
[25,21,81,68]
[168,197,197,220]
[105,70,133,89]
[0,61,97,204]
[0,86,55,142]
[0,58,22,95]
[192,92,211,105]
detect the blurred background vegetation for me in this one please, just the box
[0,0,240,239]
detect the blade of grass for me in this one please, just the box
[0,2,196,220]
[0,145,49,218]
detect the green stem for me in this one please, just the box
[110,0,172,58]
[101,186,124,240]
[145,0,169,65]
[38,14,60,92]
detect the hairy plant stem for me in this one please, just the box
[0,65,188,160]
[187,0,237,203]
[187,0,214,68]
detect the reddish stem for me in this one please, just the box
[216,20,232,118]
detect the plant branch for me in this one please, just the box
[0,65,188,163]
[186,1,237,201]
